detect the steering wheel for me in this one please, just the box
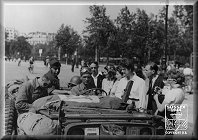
[82,88,108,96]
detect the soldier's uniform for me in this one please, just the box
[15,72,56,114]
[71,67,95,95]
[16,72,58,135]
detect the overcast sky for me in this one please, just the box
[4,5,174,35]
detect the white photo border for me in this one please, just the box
[0,0,197,139]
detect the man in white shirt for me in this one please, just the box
[183,63,193,76]
[90,61,105,89]
[114,59,147,109]
[153,70,185,119]
[183,63,193,94]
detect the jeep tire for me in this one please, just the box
[5,99,17,135]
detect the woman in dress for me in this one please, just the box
[110,65,124,97]
[102,64,116,95]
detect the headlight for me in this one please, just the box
[156,126,165,135]
[139,127,153,135]
[67,127,84,135]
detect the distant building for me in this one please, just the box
[5,27,56,45]
[27,31,56,45]
[5,27,19,41]
[19,32,28,38]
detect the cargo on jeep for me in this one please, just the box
[4,78,165,136]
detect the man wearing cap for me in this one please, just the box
[71,67,96,96]
[15,73,56,114]
[46,59,61,91]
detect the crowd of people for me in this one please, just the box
[11,57,193,135]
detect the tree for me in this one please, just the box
[5,32,10,56]
[81,35,96,59]
[8,36,32,58]
[145,14,165,63]
[167,17,181,61]
[45,41,57,57]
[83,5,116,62]
[172,5,193,63]
[132,9,150,62]
[115,6,136,59]
[55,24,82,60]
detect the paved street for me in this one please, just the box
[4,60,82,87]
[4,60,194,136]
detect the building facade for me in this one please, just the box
[5,27,56,45]
[5,27,19,41]
[27,31,56,45]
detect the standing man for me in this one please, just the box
[183,63,193,94]
[71,67,96,95]
[115,59,147,109]
[45,56,50,67]
[144,62,165,114]
[90,61,105,89]
[71,55,75,72]
[28,56,34,73]
[18,57,21,66]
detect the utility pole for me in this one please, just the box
[165,4,168,63]
[162,2,168,72]
[193,1,197,135]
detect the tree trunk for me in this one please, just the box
[107,45,109,64]
[58,46,61,61]
[174,50,176,61]
[95,45,97,62]
[148,47,150,62]
[95,45,99,63]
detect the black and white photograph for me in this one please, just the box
[0,0,197,139]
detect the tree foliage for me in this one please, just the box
[6,36,32,58]
[172,5,193,62]
[5,5,193,65]
[83,5,116,62]
[55,24,82,58]
[115,6,136,58]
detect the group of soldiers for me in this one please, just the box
[12,58,188,135]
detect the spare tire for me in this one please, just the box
[5,99,17,135]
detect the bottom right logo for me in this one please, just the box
[165,104,188,135]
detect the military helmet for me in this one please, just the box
[68,76,82,88]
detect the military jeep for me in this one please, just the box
[4,79,165,136]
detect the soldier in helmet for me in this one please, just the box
[68,76,82,89]
[71,67,96,96]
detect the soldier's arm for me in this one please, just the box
[153,94,169,112]
[15,84,32,113]
[71,86,80,96]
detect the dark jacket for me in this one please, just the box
[147,74,165,113]
[91,74,105,89]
